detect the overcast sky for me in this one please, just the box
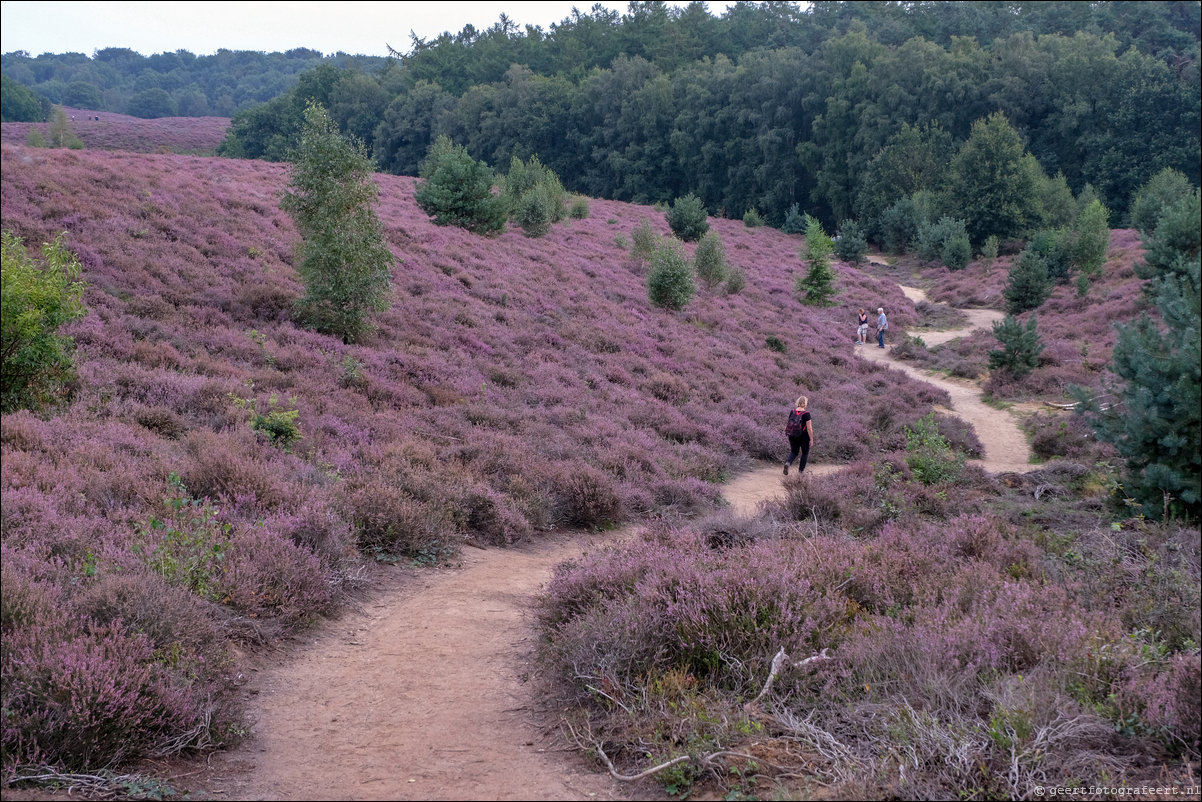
[1,1,742,58]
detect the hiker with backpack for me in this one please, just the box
[784,395,814,475]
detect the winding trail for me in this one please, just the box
[866,285,1037,474]
[171,278,1036,801]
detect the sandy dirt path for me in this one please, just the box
[159,277,1035,802]
[184,532,638,802]
[868,285,1035,474]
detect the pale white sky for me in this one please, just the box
[1,1,742,58]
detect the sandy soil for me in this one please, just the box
[10,269,1039,802]
[872,285,1037,474]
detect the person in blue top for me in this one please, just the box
[876,307,888,348]
[783,395,814,475]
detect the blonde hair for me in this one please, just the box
[795,395,808,409]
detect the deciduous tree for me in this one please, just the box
[281,102,394,342]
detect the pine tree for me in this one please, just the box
[414,135,507,235]
[1003,248,1052,315]
[1092,260,1201,520]
[796,214,837,306]
[280,102,394,342]
[988,314,1044,377]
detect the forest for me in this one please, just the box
[4,1,1200,230]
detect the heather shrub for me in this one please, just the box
[451,484,533,546]
[267,494,360,572]
[1,231,87,413]
[780,463,895,535]
[550,465,621,529]
[1026,411,1106,461]
[1,564,216,777]
[179,430,288,510]
[1122,652,1202,754]
[134,405,187,439]
[74,572,229,673]
[217,522,334,628]
[235,281,296,322]
[337,473,460,564]
[2,615,206,775]
[666,193,709,242]
[646,240,695,311]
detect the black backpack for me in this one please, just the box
[785,409,806,436]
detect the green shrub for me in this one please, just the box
[693,231,728,290]
[835,219,868,265]
[1,230,87,413]
[989,314,1044,377]
[134,474,232,601]
[666,194,709,242]
[742,208,764,228]
[724,267,747,295]
[414,134,507,235]
[980,234,999,274]
[766,335,787,353]
[513,181,557,238]
[631,217,658,263]
[1004,248,1053,314]
[229,392,302,451]
[569,196,590,219]
[781,203,806,234]
[942,232,973,270]
[905,413,966,485]
[504,154,567,237]
[1075,199,1110,277]
[647,241,695,310]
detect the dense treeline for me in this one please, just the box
[0,46,383,119]
[4,1,1200,229]
[221,0,1201,230]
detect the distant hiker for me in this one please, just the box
[876,307,888,348]
[857,308,869,345]
[783,395,814,476]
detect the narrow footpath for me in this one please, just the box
[163,279,1036,802]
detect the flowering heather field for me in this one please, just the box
[1,131,1196,797]
[0,139,949,778]
[1,108,230,155]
